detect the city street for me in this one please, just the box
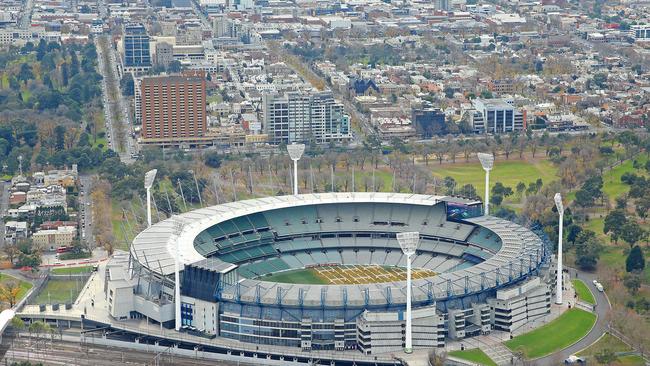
[95,33,137,164]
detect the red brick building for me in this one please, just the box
[140,72,207,145]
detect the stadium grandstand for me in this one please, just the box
[106,192,554,356]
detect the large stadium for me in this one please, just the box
[112,192,553,355]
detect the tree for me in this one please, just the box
[626,245,645,273]
[10,317,25,332]
[574,230,602,270]
[574,175,603,208]
[443,176,456,194]
[620,221,645,248]
[594,348,618,365]
[428,349,447,366]
[604,209,627,244]
[623,273,642,295]
[18,63,34,83]
[204,152,222,168]
[515,181,525,195]
[0,280,22,307]
[120,75,135,97]
[566,224,583,244]
[490,194,503,206]
[636,196,650,221]
[492,182,513,197]
[3,242,21,266]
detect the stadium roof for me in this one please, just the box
[131,192,449,276]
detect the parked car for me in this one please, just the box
[565,355,585,364]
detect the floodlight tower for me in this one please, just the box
[173,217,184,331]
[477,153,495,216]
[144,169,158,227]
[554,193,564,305]
[17,155,23,176]
[287,143,305,195]
[396,231,420,354]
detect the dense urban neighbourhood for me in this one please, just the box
[0,0,649,364]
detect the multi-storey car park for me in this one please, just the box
[99,192,554,360]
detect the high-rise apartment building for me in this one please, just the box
[469,98,525,134]
[263,91,351,145]
[155,42,174,68]
[123,24,151,72]
[140,72,207,145]
[435,0,450,11]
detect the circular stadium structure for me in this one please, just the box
[123,193,551,354]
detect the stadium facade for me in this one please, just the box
[106,193,554,355]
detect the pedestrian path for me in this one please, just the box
[481,341,514,366]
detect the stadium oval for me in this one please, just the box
[123,193,553,355]
[128,192,549,351]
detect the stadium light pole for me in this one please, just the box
[397,231,420,354]
[144,169,158,227]
[287,143,305,195]
[477,153,495,216]
[173,218,183,331]
[554,193,564,305]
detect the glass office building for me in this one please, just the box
[124,24,151,69]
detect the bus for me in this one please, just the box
[56,246,73,254]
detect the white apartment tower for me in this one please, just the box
[263,91,351,144]
[469,98,525,134]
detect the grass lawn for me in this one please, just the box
[616,355,646,365]
[261,269,327,285]
[600,155,649,204]
[578,333,631,357]
[0,274,33,309]
[430,159,557,203]
[51,266,93,275]
[579,333,647,366]
[505,309,596,359]
[31,279,86,305]
[448,349,497,366]
[572,279,596,305]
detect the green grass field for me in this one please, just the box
[31,279,86,305]
[601,155,649,204]
[578,333,645,366]
[572,279,596,305]
[578,333,631,357]
[0,274,33,309]
[262,269,327,284]
[505,309,596,359]
[430,159,557,202]
[448,348,497,366]
[51,266,93,275]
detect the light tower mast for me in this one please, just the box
[477,153,495,215]
[144,169,157,227]
[287,143,305,195]
[554,193,564,305]
[396,231,420,354]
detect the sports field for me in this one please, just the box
[431,159,557,201]
[262,264,436,285]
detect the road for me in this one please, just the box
[19,0,34,29]
[95,33,137,164]
[0,182,10,246]
[533,268,611,365]
[78,175,95,250]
